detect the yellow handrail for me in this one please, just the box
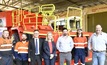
[36,13,38,29]
[12,10,15,27]
[41,4,55,16]
[66,7,82,30]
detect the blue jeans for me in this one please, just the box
[92,51,106,65]
[0,55,13,65]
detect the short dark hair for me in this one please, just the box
[77,28,82,31]
[62,28,68,31]
[76,29,83,37]
[76,32,83,37]
[34,29,39,32]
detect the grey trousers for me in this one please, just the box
[59,52,71,65]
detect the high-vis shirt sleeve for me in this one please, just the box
[14,42,19,58]
[15,42,19,52]
[73,37,77,42]
[84,36,88,47]
[84,36,87,43]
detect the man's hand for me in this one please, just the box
[28,58,31,62]
[50,54,54,59]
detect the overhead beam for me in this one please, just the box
[66,0,80,6]
[7,0,11,5]
[21,2,34,8]
[1,0,19,9]
[0,3,19,9]
[2,0,7,5]
[10,0,19,5]
[48,0,65,4]
[79,0,104,8]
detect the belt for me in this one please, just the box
[93,50,106,52]
[35,55,40,57]
[35,53,40,56]
[60,51,71,53]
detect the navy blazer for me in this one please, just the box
[43,41,56,59]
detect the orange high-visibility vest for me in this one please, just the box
[74,36,87,48]
[0,38,12,51]
[15,41,29,53]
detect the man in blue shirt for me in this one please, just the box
[88,24,107,65]
[56,28,74,65]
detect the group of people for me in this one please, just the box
[0,24,107,65]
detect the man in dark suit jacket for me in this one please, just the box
[28,30,44,65]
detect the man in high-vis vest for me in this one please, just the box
[15,33,29,65]
[0,30,13,65]
[73,29,87,65]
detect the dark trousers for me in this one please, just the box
[16,59,28,65]
[74,49,86,64]
[30,55,42,65]
[44,57,56,65]
[0,55,13,65]
[74,55,85,64]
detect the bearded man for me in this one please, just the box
[15,33,29,65]
[56,28,74,65]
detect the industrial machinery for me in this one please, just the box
[0,4,92,65]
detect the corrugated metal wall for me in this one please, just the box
[87,12,107,32]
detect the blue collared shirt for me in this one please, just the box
[56,36,74,52]
[88,32,107,51]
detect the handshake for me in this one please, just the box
[50,54,54,59]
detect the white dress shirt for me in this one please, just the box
[88,32,107,51]
[56,36,74,52]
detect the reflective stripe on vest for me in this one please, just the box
[74,42,87,48]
